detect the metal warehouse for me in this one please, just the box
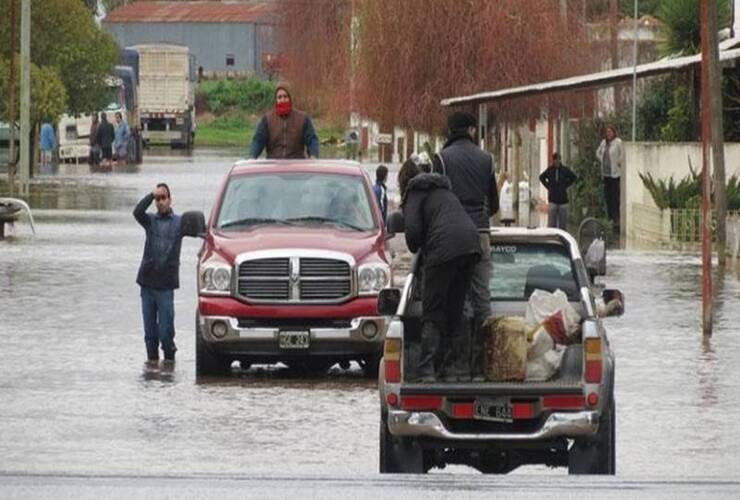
[103,1,275,78]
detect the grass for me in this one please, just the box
[195,109,346,157]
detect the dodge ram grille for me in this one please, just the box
[237,256,353,303]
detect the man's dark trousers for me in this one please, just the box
[140,286,176,360]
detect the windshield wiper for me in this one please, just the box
[220,217,294,229]
[286,216,366,231]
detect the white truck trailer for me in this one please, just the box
[131,44,196,149]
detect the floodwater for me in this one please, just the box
[1,149,740,479]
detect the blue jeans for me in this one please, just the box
[140,286,177,360]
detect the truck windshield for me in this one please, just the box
[489,243,578,301]
[217,172,377,231]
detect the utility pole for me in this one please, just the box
[609,0,620,112]
[631,0,638,141]
[19,0,32,197]
[7,0,17,195]
[707,0,727,267]
[700,0,715,336]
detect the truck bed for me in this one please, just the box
[400,377,582,396]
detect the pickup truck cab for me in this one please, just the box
[187,160,391,377]
[378,226,622,474]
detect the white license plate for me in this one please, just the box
[474,399,513,423]
[278,330,310,349]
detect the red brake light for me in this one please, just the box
[385,360,400,383]
[400,395,444,411]
[512,403,535,419]
[451,402,474,419]
[542,395,585,410]
[584,338,603,383]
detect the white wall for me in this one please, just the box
[623,141,740,236]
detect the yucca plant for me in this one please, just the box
[639,156,701,210]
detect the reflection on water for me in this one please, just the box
[1,151,739,478]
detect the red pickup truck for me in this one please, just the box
[182,160,392,377]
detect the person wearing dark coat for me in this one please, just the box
[432,111,498,381]
[400,160,481,383]
[539,152,577,230]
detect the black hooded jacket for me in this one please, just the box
[402,173,481,267]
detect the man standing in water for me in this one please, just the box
[133,184,183,366]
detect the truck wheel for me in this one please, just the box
[379,411,426,473]
[568,396,616,475]
[360,354,381,378]
[195,315,230,377]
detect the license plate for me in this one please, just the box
[278,330,310,349]
[474,399,513,423]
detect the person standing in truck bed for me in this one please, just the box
[432,111,498,382]
[399,161,481,383]
[249,84,320,159]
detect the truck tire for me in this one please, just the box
[360,354,381,378]
[195,314,230,377]
[379,411,426,474]
[568,396,616,475]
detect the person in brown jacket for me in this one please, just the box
[249,85,320,159]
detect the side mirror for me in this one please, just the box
[602,288,624,317]
[378,288,401,316]
[182,210,206,238]
[386,211,405,236]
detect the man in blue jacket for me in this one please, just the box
[133,183,183,364]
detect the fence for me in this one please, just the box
[631,203,740,256]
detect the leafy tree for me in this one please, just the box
[619,0,661,17]
[0,57,68,124]
[657,0,731,55]
[0,0,120,115]
[636,76,673,141]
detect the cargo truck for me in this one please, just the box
[130,43,196,149]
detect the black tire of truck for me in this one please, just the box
[379,410,426,473]
[360,354,381,378]
[195,314,231,377]
[568,395,616,475]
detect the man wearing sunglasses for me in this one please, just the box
[133,183,183,366]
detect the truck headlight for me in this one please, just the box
[358,262,390,295]
[199,261,232,295]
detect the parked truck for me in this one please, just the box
[130,43,196,149]
[182,159,392,377]
[378,223,623,475]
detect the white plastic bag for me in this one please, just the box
[525,289,581,344]
[526,328,554,361]
[585,237,605,271]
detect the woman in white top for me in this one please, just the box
[596,125,625,227]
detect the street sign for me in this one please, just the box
[375,133,392,144]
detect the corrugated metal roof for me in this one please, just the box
[441,48,740,107]
[103,1,274,24]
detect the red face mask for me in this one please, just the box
[276,101,292,117]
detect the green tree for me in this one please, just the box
[0,57,68,124]
[657,0,731,55]
[0,0,119,115]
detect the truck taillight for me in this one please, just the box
[400,395,443,411]
[384,338,402,383]
[584,338,603,383]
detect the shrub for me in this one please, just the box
[196,79,276,115]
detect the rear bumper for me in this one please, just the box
[59,144,90,160]
[142,130,185,141]
[387,410,599,441]
[199,314,386,358]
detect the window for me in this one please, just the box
[217,173,377,232]
[489,243,578,301]
[226,54,235,67]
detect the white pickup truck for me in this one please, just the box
[378,224,623,475]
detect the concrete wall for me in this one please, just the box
[104,22,268,76]
[623,142,740,238]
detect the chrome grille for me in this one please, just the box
[238,280,290,300]
[239,258,289,277]
[299,280,352,300]
[236,255,353,303]
[300,258,350,277]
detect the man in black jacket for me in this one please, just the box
[539,153,577,230]
[133,184,183,364]
[400,161,481,383]
[432,112,498,381]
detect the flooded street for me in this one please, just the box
[1,149,740,481]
